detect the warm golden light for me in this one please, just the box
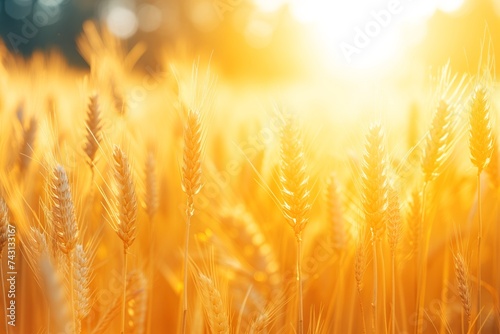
[2,1,500,333]
[253,0,466,69]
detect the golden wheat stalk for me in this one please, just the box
[386,187,401,334]
[112,145,138,334]
[361,123,389,240]
[195,273,230,334]
[73,244,91,334]
[469,87,494,173]
[144,152,159,221]
[180,107,203,334]
[355,237,367,334]
[421,100,455,183]
[51,165,79,255]
[417,99,455,334]
[51,164,79,332]
[83,94,103,172]
[112,145,138,250]
[144,151,158,334]
[468,86,494,332]
[453,252,472,331]
[360,122,389,334]
[279,113,311,334]
[182,108,203,216]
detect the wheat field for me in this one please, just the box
[0,12,499,334]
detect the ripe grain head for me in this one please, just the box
[469,86,494,173]
[181,108,203,217]
[196,272,230,334]
[361,122,389,240]
[421,100,455,183]
[51,164,79,255]
[279,113,311,238]
[112,145,138,250]
[83,94,103,167]
[453,252,471,324]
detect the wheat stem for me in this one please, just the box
[68,251,76,333]
[379,241,387,334]
[122,247,128,334]
[181,212,191,334]
[372,236,378,334]
[358,288,367,334]
[416,182,428,334]
[297,234,304,334]
[355,239,367,334]
[477,172,482,333]
[391,253,396,334]
[146,220,155,334]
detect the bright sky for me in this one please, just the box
[254,0,466,69]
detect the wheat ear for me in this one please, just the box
[454,252,472,331]
[196,273,230,334]
[51,164,79,332]
[417,100,455,334]
[0,198,10,334]
[51,165,79,254]
[469,86,494,332]
[469,86,494,173]
[73,244,91,334]
[279,113,311,334]
[112,145,138,334]
[181,108,203,334]
[421,100,455,183]
[361,123,389,334]
[83,94,102,173]
[361,123,389,240]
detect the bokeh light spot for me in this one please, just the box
[106,6,138,39]
[137,4,162,32]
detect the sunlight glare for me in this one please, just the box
[254,0,466,70]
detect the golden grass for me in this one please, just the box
[0,22,500,334]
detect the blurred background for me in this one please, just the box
[0,0,498,82]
